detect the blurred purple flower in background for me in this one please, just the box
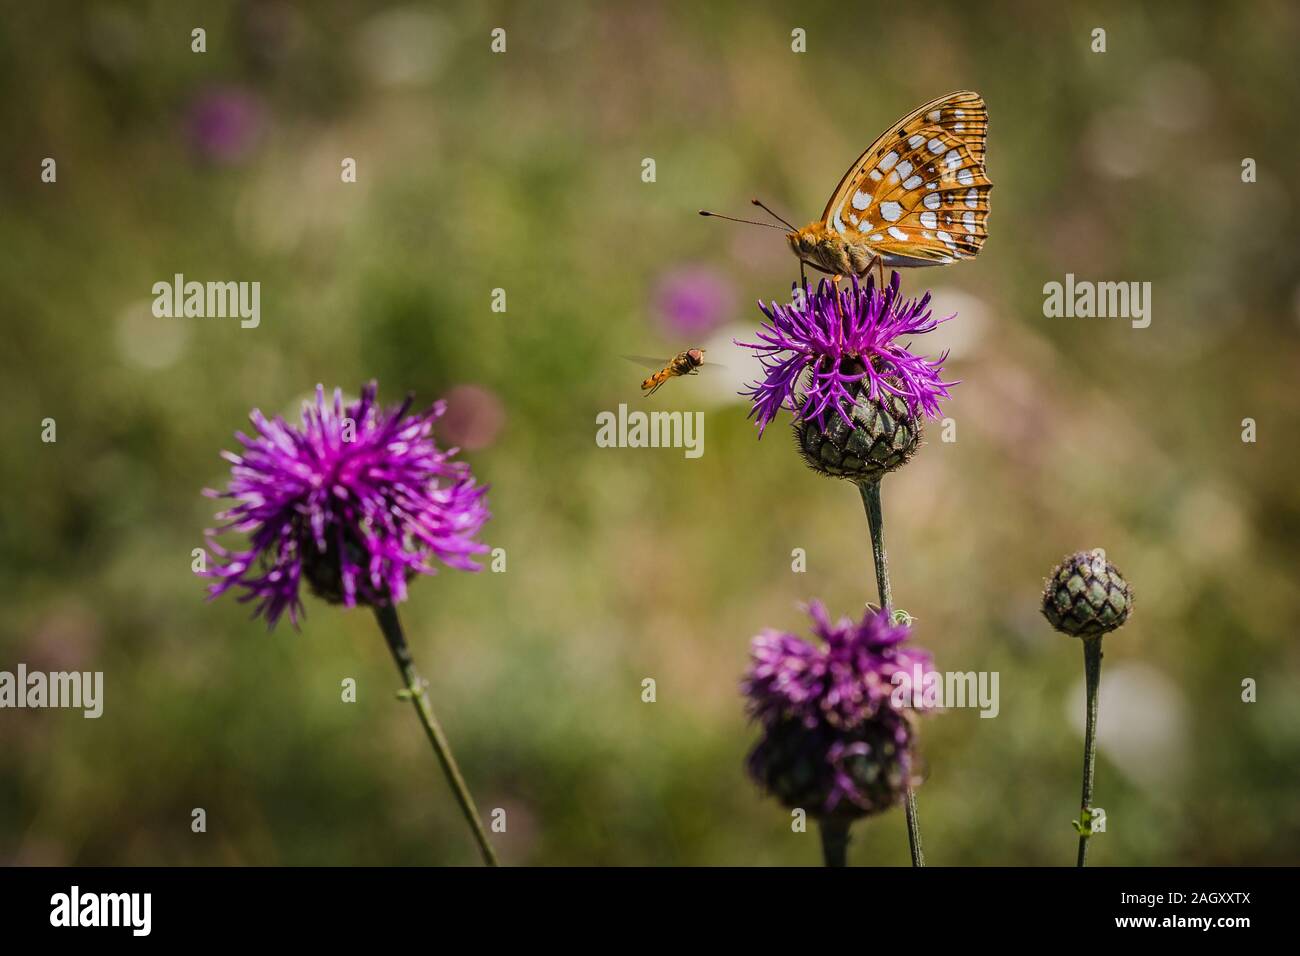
[744,602,935,731]
[204,382,489,628]
[439,384,506,451]
[742,603,934,821]
[737,273,955,436]
[746,708,916,820]
[654,265,735,337]
[185,87,264,164]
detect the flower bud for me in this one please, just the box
[795,380,921,481]
[1042,548,1133,637]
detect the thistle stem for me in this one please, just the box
[373,604,500,866]
[1076,635,1104,867]
[858,479,925,867]
[859,480,892,612]
[820,818,850,867]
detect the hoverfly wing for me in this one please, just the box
[622,354,726,372]
[622,354,671,370]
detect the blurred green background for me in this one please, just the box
[2,1,1299,866]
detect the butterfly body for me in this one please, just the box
[788,222,943,277]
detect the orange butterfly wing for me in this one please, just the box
[822,91,992,267]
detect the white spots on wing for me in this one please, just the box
[902,175,923,190]
[869,233,884,242]
[920,211,938,229]
[896,159,913,178]
[954,108,965,118]
[965,188,979,208]
[832,201,847,235]
[878,150,899,172]
[923,193,941,210]
[943,149,962,170]
[927,110,941,122]
[957,167,975,186]
[888,226,908,241]
[954,123,966,132]
[869,169,883,182]
[852,190,872,211]
[937,230,955,246]
[886,170,899,185]
[848,211,859,226]
[908,134,925,148]
[880,201,903,222]
[927,137,946,154]
[926,182,938,190]
[964,210,977,233]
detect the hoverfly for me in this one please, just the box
[623,348,708,396]
[701,90,991,285]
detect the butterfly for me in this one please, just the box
[702,91,992,283]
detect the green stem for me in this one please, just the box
[373,604,500,866]
[858,479,924,867]
[1077,635,1104,867]
[904,789,923,866]
[820,818,850,867]
[859,480,892,611]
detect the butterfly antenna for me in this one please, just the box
[698,210,787,230]
[751,198,796,231]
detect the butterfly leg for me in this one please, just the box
[801,260,836,282]
[861,253,885,290]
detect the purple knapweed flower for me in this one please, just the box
[746,698,917,819]
[742,602,935,820]
[736,272,955,437]
[203,382,489,629]
[743,601,935,730]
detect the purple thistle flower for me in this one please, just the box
[742,602,935,821]
[736,272,955,437]
[203,382,489,629]
[746,706,916,820]
[824,712,915,815]
[743,601,936,730]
